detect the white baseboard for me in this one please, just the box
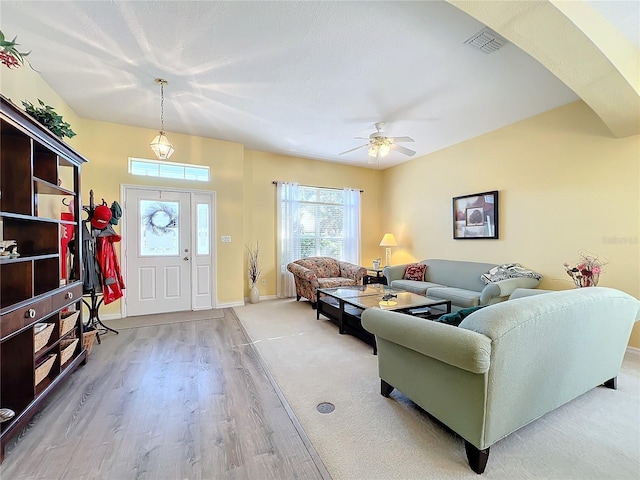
[241,294,279,305]
[218,301,245,309]
[626,346,640,356]
[100,313,122,321]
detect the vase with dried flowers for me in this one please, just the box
[563,252,607,288]
[247,241,261,303]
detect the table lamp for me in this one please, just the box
[379,233,397,267]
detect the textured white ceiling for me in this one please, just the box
[0,1,633,168]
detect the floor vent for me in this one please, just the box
[316,402,335,414]
[464,27,508,54]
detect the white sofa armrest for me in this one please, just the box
[383,264,408,284]
[480,277,541,304]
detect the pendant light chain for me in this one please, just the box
[160,81,165,133]
[149,78,175,159]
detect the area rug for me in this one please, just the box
[104,308,225,330]
[233,298,640,480]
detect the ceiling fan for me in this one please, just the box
[340,122,416,162]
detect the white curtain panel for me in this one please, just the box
[276,182,300,298]
[342,188,361,265]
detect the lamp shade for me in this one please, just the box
[379,233,397,247]
[150,132,175,160]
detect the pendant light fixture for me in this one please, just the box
[149,78,175,159]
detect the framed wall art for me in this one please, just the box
[452,190,499,239]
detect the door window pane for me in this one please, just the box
[196,203,210,255]
[140,200,179,256]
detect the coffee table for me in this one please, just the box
[316,285,451,354]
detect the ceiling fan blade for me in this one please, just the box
[339,144,368,155]
[389,136,414,143]
[393,144,416,156]
[354,136,370,140]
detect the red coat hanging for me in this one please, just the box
[95,228,126,305]
[60,198,75,280]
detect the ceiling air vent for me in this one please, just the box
[464,27,507,54]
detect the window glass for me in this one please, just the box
[129,157,210,182]
[288,186,345,258]
[196,203,210,255]
[140,200,179,256]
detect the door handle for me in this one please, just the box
[183,257,189,261]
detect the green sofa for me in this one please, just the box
[361,287,640,474]
[383,259,541,310]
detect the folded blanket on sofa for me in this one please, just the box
[480,263,542,284]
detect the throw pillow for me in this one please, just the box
[403,263,427,281]
[436,306,485,327]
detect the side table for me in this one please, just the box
[363,269,387,285]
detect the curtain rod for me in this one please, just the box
[272,181,363,193]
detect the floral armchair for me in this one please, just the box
[287,257,367,308]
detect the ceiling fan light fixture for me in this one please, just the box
[368,138,391,158]
[150,78,175,160]
[378,141,391,157]
[341,122,415,160]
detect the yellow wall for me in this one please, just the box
[73,118,247,309]
[2,65,639,347]
[0,61,83,148]
[382,101,640,347]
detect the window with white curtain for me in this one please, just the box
[277,182,361,298]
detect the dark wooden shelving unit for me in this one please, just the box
[0,94,89,462]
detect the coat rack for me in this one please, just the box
[82,190,120,342]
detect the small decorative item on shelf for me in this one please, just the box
[0,239,18,257]
[0,30,30,69]
[246,241,261,304]
[21,99,76,139]
[564,251,607,288]
[0,408,15,423]
[372,258,381,270]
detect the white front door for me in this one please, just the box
[124,188,192,316]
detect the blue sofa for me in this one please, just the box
[383,259,540,310]
[362,287,640,473]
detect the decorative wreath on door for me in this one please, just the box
[142,203,177,235]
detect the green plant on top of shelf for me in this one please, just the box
[21,99,76,139]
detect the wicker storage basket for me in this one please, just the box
[60,338,79,365]
[35,354,57,386]
[83,328,98,358]
[60,311,80,337]
[34,323,55,352]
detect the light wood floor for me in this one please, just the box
[0,309,331,480]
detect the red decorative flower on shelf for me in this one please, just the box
[0,30,30,69]
[563,252,607,288]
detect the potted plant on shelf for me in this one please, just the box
[21,99,76,139]
[247,241,261,304]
